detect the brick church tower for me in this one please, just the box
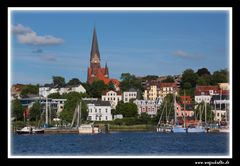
[87,27,119,88]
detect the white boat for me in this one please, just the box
[78,124,100,134]
[72,102,100,134]
[172,125,187,133]
[171,92,187,133]
[16,126,44,134]
[219,126,229,133]
[187,125,205,133]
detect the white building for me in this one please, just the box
[86,100,112,121]
[39,84,86,97]
[123,88,138,103]
[133,99,162,117]
[194,86,219,104]
[102,90,122,109]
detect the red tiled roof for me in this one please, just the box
[195,85,219,96]
[88,67,119,87]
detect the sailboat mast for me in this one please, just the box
[77,102,80,127]
[204,100,207,125]
[174,92,177,124]
[46,96,48,126]
[183,90,186,128]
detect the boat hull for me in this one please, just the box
[171,126,187,133]
[187,127,206,133]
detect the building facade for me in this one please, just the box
[87,100,112,121]
[102,90,122,109]
[133,99,162,117]
[123,88,138,103]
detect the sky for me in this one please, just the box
[10,9,230,85]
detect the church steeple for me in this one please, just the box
[105,62,109,77]
[90,27,101,68]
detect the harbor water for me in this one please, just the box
[11,132,229,156]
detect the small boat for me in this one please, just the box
[171,125,187,133]
[187,125,206,133]
[78,124,100,134]
[16,126,44,134]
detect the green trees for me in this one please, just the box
[47,92,61,99]
[162,76,175,83]
[181,69,198,89]
[107,81,116,91]
[59,92,87,123]
[67,78,81,86]
[11,99,24,121]
[116,101,138,117]
[20,84,39,97]
[89,79,107,98]
[30,102,41,121]
[211,69,228,85]
[52,76,65,87]
[195,102,214,122]
[120,73,143,93]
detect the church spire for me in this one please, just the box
[105,62,109,77]
[90,26,101,64]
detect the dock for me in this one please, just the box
[44,128,79,134]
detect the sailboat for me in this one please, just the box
[156,101,172,133]
[187,101,206,133]
[74,102,100,134]
[171,92,187,133]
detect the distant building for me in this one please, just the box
[218,83,229,90]
[133,99,162,117]
[11,84,25,99]
[113,114,123,120]
[86,100,112,121]
[123,88,138,103]
[39,84,86,97]
[102,90,122,109]
[87,27,119,90]
[143,82,177,100]
[194,85,219,104]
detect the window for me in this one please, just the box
[95,109,97,112]
[106,110,108,113]
[106,116,108,120]
[99,108,101,111]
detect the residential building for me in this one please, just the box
[123,88,138,103]
[133,99,162,117]
[211,90,229,122]
[11,84,25,99]
[143,82,177,100]
[87,27,120,90]
[102,90,122,109]
[194,85,219,104]
[86,100,112,121]
[218,83,229,90]
[39,84,86,97]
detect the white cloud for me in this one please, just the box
[12,24,64,45]
[12,24,32,34]
[172,50,203,60]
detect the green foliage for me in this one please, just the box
[107,81,115,91]
[111,109,117,115]
[142,75,158,80]
[197,68,211,76]
[116,102,138,117]
[11,99,24,121]
[195,102,214,122]
[67,78,81,86]
[20,84,39,97]
[120,73,144,93]
[162,76,175,83]
[52,76,65,87]
[179,88,195,99]
[59,92,87,123]
[180,69,198,89]
[47,92,61,99]
[30,102,41,121]
[211,69,229,85]
[88,79,107,98]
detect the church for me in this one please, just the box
[87,27,119,89]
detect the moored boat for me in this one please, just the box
[16,126,44,134]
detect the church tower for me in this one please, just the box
[87,27,119,88]
[90,27,101,69]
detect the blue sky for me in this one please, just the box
[10,9,229,85]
